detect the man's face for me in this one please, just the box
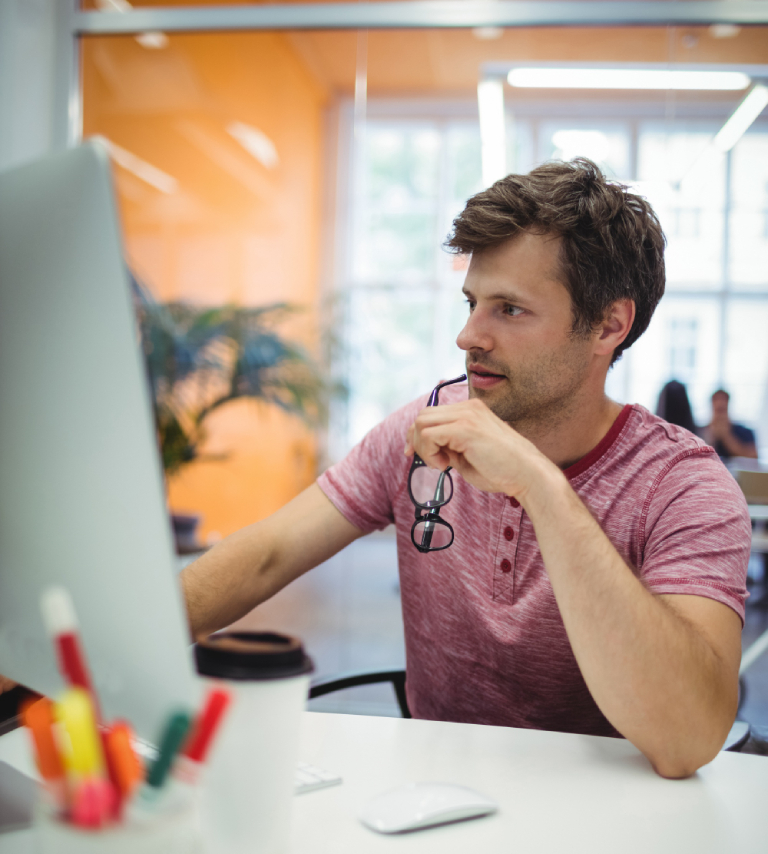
[456,231,598,429]
[711,392,729,419]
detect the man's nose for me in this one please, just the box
[456,308,493,352]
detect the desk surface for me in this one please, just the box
[292,713,768,854]
[3,712,768,853]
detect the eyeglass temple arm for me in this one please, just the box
[427,374,467,407]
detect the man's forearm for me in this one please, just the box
[180,483,365,640]
[181,521,282,640]
[520,465,739,777]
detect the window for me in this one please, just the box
[332,105,768,456]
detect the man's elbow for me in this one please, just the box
[645,724,731,779]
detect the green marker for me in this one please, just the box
[146,710,192,791]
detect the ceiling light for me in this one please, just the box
[713,83,768,152]
[94,136,178,194]
[95,0,168,50]
[473,27,503,41]
[135,32,169,50]
[477,78,506,188]
[227,123,280,171]
[678,83,768,191]
[507,67,750,91]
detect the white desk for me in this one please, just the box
[292,713,768,854]
[3,712,768,853]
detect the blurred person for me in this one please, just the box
[704,389,757,461]
[655,379,698,435]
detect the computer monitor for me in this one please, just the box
[0,141,199,742]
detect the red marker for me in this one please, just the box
[183,688,231,764]
[40,587,96,701]
[173,688,231,786]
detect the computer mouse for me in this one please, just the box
[358,782,498,834]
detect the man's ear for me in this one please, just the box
[594,299,635,357]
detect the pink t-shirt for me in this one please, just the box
[317,383,751,737]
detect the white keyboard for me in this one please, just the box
[294,760,343,795]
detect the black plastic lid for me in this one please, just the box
[194,631,314,681]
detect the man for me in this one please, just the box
[182,159,750,779]
[704,388,758,461]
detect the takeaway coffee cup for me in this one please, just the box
[194,631,313,854]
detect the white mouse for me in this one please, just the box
[358,782,498,834]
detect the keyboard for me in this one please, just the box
[294,760,343,794]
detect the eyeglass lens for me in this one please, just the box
[413,517,453,551]
[410,466,453,508]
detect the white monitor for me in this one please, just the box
[0,141,198,742]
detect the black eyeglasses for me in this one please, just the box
[408,374,467,553]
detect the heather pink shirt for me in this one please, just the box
[317,383,751,737]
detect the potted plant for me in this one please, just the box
[133,277,329,552]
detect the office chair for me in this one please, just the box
[309,670,754,751]
[309,669,411,718]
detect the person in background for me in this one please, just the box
[704,389,758,461]
[655,379,698,435]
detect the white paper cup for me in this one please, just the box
[194,632,313,854]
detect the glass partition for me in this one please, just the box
[80,13,768,549]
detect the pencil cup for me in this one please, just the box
[194,631,313,854]
[34,798,202,854]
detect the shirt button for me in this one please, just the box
[508,496,520,508]
[504,526,514,541]
[500,559,512,573]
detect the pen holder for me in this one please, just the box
[34,798,203,854]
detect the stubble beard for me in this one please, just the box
[467,340,593,438]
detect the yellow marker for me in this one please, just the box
[54,687,105,778]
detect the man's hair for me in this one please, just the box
[712,388,730,401]
[445,158,666,363]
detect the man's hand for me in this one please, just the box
[404,398,550,500]
[708,411,732,443]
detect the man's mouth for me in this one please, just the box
[468,365,506,389]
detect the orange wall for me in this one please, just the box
[82,30,328,540]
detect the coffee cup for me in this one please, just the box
[194,631,313,854]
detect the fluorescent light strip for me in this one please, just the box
[477,78,506,187]
[95,136,178,194]
[227,122,280,170]
[507,67,750,91]
[714,83,768,152]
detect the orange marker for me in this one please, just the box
[20,697,67,812]
[105,721,143,801]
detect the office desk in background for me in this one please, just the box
[2,712,768,853]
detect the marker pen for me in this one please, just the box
[104,720,144,808]
[143,710,192,799]
[40,587,98,708]
[54,687,114,827]
[179,687,231,781]
[20,696,67,814]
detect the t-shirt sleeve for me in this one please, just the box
[639,451,751,623]
[317,396,427,533]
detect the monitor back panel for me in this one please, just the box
[0,142,198,742]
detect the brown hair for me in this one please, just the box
[445,158,666,363]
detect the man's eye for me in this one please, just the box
[504,304,524,317]
[465,299,475,312]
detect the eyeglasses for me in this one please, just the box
[408,374,467,553]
